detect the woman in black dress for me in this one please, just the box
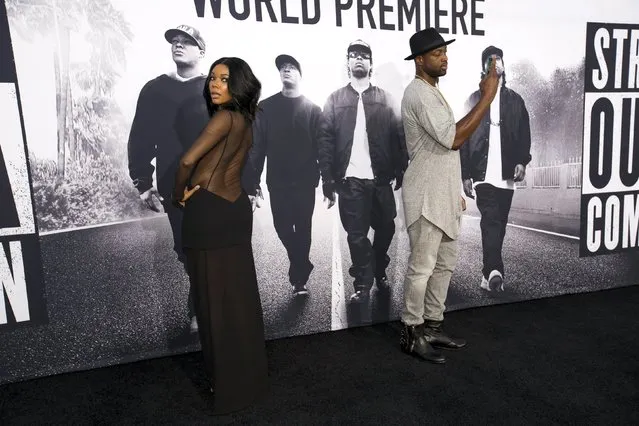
[172,57,267,414]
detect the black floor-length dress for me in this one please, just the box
[175,108,268,415]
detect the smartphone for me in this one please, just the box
[484,56,504,77]
[484,57,493,73]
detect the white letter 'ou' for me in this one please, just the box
[593,28,610,90]
[0,241,31,324]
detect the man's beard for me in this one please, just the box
[426,68,446,79]
[350,67,368,79]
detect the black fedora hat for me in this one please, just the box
[404,28,455,60]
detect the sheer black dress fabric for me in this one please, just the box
[174,108,268,415]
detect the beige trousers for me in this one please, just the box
[401,216,458,325]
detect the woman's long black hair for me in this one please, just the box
[203,57,261,122]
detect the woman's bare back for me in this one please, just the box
[174,110,252,203]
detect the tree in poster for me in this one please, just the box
[6,0,151,231]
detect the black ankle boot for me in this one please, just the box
[423,320,467,350]
[400,323,446,364]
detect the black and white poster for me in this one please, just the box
[580,22,639,257]
[0,1,47,331]
[1,0,639,385]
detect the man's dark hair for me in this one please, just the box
[203,57,261,121]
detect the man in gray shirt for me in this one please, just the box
[399,28,500,364]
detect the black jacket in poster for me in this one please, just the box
[318,84,408,185]
[460,85,532,182]
[127,75,209,197]
[244,92,322,193]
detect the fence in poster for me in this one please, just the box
[1,0,639,385]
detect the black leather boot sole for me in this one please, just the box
[401,346,447,364]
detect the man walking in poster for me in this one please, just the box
[127,25,209,332]
[461,46,532,293]
[244,54,322,296]
[318,40,408,304]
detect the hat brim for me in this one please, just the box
[164,29,203,50]
[348,44,372,55]
[404,39,455,61]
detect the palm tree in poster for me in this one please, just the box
[5,0,133,179]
